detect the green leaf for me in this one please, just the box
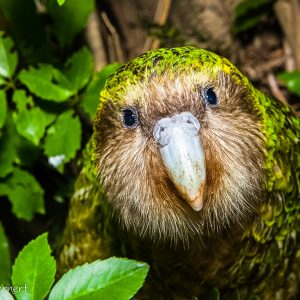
[0,289,15,300]
[12,89,56,145]
[232,0,273,33]
[209,288,220,300]
[49,257,149,300]
[0,75,6,85]
[57,0,65,5]
[249,296,261,300]
[64,47,93,91]
[235,0,273,18]
[0,116,18,178]
[233,15,261,33]
[19,64,74,102]
[0,31,18,78]
[0,90,7,128]
[0,168,44,221]
[82,63,121,118]
[12,233,56,300]
[0,222,11,285]
[15,137,40,168]
[229,289,240,300]
[0,114,40,177]
[13,108,55,145]
[44,110,81,172]
[47,0,95,47]
[0,0,50,64]
[277,71,300,97]
[12,90,34,111]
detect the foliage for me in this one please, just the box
[0,222,11,285]
[0,1,132,298]
[49,257,149,300]
[48,0,95,47]
[277,71,300,97]
[82,63,121,118]
[0,168,44,220]
[1,233,149,299]
[0,0,120,221]
[232,0,274,33]
[0,288,15,300]
[12,233,56,300]
[57,0,66,7]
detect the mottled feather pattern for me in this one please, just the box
[59,47,300,299]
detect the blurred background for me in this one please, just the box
[0,0,299,284]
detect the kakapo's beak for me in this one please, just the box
[153,112,206,211]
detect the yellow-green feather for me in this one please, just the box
[60,47,300,299]
[96,46,300,195]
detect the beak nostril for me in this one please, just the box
[154,112,200,145]
[153,124,166,144]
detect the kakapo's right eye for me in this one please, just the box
[202,87,218,106]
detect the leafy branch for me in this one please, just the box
[1,233,149,300]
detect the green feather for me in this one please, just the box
[58,47,300,299]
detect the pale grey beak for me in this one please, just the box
[153,112,206,211]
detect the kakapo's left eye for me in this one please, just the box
[121,107,140,128]
[202,87,218,106]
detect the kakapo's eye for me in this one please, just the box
[202,87,218,106]
[121,107,140,128]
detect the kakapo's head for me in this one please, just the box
[93,47,266,243]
